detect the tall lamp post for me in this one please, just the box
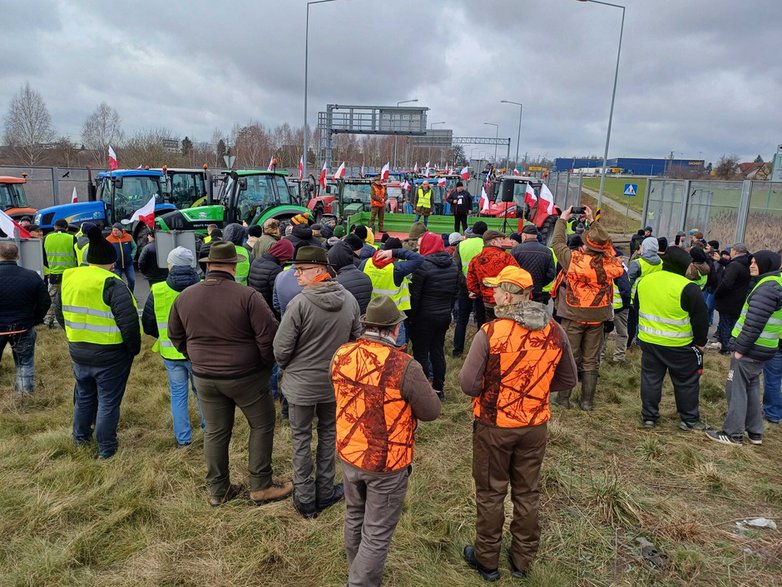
[428,121,446,165]
[303,0,339,181]
[500,100,523,171]
[394,98,418,169]
[483,122,499,164]
[576,0,626,209]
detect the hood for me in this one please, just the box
[662,246,691,276]
[328,240,356,270]
[371,250,394,269]
[753,250,782,276]
[419,232,445,256]
[301,280,348,311]
[424,251,455,269]
[223,223,246,246]
[495,300,549,331]
[292,224,313,241]
[640,237,661,265]
[166,265,200,292]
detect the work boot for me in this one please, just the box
[579,371,598,411]
[555,388,572,409]
[316,483,345,513]
[249,481,293,506]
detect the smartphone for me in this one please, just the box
[571,206,586,214]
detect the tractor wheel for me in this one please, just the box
[133,224,150,260]
[539,214,559,246]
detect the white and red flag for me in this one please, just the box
[107,145,119,170]
[333,162,346,180]
[129,194,157,228]
[413,162,418,173]
[512,167,521,176]
[71,186,78,203]
[359,163,365,178]
[424,161,431,177]
[437,177,446,187]
[539,183,556,215]
[267,157,275,171]
[319,162,328,189]
[0,209,31,239]
[460,166,470,180]
[298,156,304,180]
[524,183,538,207]
[380,162,390,181]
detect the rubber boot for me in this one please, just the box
[580,371,598,411]
[556,388,572,409]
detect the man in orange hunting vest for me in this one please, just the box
[331,295,441,587]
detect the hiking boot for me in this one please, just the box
[436,390,445,401]
[555,389,571,409]
[643,420,657,429]
[293,494,319,519]
[679,420,708,432]
[249,481,293,506]
[747,432,763,445]
[705,430,743,446]
[705,342,722,351]
[210,483,244,508]
[508,554,528,580]
[579,371,598,411]
[463,545,500,582]
[316,483,345,513]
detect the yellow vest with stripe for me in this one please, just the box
[731,275,782,349]
[458,236,484,276]
[542,247,558,294]
[44,231,77,275]
[151,282,186,360]
[363,258,411,311]
[416,187,432,209]
[631,257,662,297]
[694,273,707,290]
[204,235,213,244]
[234,245,250,285]
[637,271,693,347]
[61,265,135,345]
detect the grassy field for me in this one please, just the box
[2,328,782,586]
[582,177,647,215]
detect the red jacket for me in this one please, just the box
[467,246,519,305]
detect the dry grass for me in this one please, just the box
[2,330,782,586]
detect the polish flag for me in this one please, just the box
[0,209,31,239]
[359,163,365,178]
[479,184,490,212]
[524,183,538,207]
[460,166,470,180]
[539,183,556,215]
[424,161,430,177]
[71,186,78,203]
[513,168,521,176]
[129,194,157,228]
[267,157,275,171]
[380,162,390,181]
[413,162,418,173]
[401,180,410,191]
[437,177,446,187]
[108,145,119,170]
[333,162,346,180]
[298,156,304,180]
[319,162,328,189]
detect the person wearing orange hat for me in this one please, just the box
[459,266,577,581]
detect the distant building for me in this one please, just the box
[554,157,705,176]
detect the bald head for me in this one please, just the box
[0,242,19,261]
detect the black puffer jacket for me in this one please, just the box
[138,241,169,285]
[409,251,459,326]
[510,240,556,294]
[142,265,201,339]
[730,272,782,360]
[714,254,752,315]
[288,225,325,249]
[328,240,372,313]
[248,253,285,317]
[0,261,50,332]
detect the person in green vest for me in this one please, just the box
[142,246,205,447]
[203,224,218,244]
[626,236,662,348]
[686,246,711,290]
[707,250,782,446]
[636,246,708,430]
[73,222,94,267]
[42,218,77,327]
[414,180,434,226]
[222,223,251,285]
[452,221,489,356]
[55,224,140,459]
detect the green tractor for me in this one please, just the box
[155,169,310,235]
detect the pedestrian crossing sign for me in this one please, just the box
[624,183,638,197]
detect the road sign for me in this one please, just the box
[624,183,638,197]
[223,155,236,169]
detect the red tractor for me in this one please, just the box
[481,175,560,243]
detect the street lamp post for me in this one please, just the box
[577,0,626,209]
[394,98,418,169]
[428,121,446,165]
[500,100,522,171]
[303,0,339,181]
[483,122,499,163]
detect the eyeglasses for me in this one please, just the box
[294,266,319,274]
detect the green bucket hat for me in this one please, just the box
[293,245,332,266]
[361,295,406,327]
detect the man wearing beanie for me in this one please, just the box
[447,181,473,233]
[466,230,519,321]
[246,224,264,251]
[707,250,782,446]
[42,218,77,327]
[107,222,137,293]
[405,221,428,252]
[253,218,281,259]
[352,225,376,260]
[142,247,204,447]
[56,225,140,459]
[453,221,489,356]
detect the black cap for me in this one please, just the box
[344,234,364,251]
[456,181,463,187]
[54,218,68,229]
[383,237,403,250]
[472,221,488,235]
[86,225,117,265]
[521,224,538,235]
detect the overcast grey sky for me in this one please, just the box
[2,0,779,164]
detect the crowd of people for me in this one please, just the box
[1,204,781,585]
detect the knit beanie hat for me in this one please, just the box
[86,225,117,265]
[408,222,428,241]
[167,246,194,267]
[344,234,364,251]
[384,237,403,250]
[354,225,368,240]
[752,250,782,275]
[269,238,295,263]
[247,225,264,238]
[112,222,124,231]
[333,225,346,238]
[448,232,463,246]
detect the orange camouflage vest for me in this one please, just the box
[332,339,416,472]
[473,318,564,428]
[562,250,623,308]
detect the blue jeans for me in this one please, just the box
[0,328,36,393]
[114,264,136,293]
[762,349,782,423]
[413,214,429,226]
[395,320,407,348]
[72,356,133,458]
[717,312,738,353]
[703,291,715,326]
[163,359,205,445]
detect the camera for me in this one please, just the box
[571,206,586,215]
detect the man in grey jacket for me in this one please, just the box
[273,246,362,518]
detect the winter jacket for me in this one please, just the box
[106,231,136,270]
[248,253,286,317]
[55,269,141,365]
[0,261,50,333]
[138,241,169,285]
[447,189,473,215]
[714,254,752,316]
[467,246,520,306]
[253,234,278,259]
[358,243,376,260]
[510,240,556,295]
[273,267,302,316]
[287,226,325,250]
[168,271,278,379]
[329,240,373,313]
[358,248,424,287]
[627,237,661,286]
[615,268,632,310]
[409,251,459,326]
[273,280,362,405]
[142,265,200,338]
[730,271,782,361]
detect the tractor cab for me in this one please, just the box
[93,170,172,226]
[154,167,210,208]
[0,176,36,220]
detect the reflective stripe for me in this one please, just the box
[157,321,168,329]
[64,320,121,333]
[159,340,176,348]
[638,325,693,338]
[767,317,782,326]
[372,288,399,295]
[638,312,690,326]
[48,252,75,257]
[61,305,115,319]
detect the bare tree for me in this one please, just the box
[122,128,181,168]
[715,155,740,180]
[3,82,56,165]
[52,137,81,168]
[82,102,124,165]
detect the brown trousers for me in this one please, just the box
[473,421,547,572]
[561,318,603,372]
[369,206,385,232]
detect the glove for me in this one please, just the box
[603,321,615,334]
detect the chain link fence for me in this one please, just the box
[0,166,93,210]
[547,172,583,211]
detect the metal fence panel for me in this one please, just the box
[0,166,92,210]
[746,181,782,251]
[645,179,686,239]
[684,180,741,247]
